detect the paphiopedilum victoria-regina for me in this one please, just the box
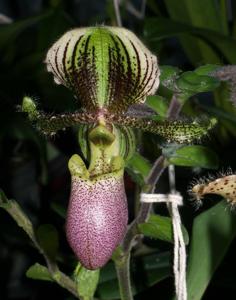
[22,26,216,270]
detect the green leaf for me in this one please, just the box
[74,264,100,300]
[166,145,219,169]
[146,95,169,118]
[165,0,226,33]
[138,214,189,245]
[36,224,59,259]
[160,65,181,85]
[126,152,151,186]
[144,18,236,63]
[97,252,171,299]
[157,65,220,96]
[194,64,220,76]
[211,81,236,139]
[177,71,220,94]
[26,263,53,282]
[164,0,227,64]
[186,201,236,300]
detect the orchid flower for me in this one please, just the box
[22,26,215,269]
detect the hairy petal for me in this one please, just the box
[190,173,236,208]
[33,112,95,135]
[111,114,217,144]
[45,26,160,112]
[22,96,96,135]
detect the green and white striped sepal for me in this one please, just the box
[46,26,160,113]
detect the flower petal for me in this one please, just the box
[111,114,217,144]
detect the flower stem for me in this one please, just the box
[115,253,133,300]
[114,93,184,299]
[122,155,166,254]
[114,156,166,300]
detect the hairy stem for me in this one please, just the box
[51,268,78,297]
[114,94,184,299]
[124,93,185,249]
[0,190,79,298]
[114,155,166,300]
[115,253,133,300]
[122,155,166,254]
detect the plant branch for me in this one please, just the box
[122,93,185,252]
[167,93,183,119]
[0,190,79,298]
[115,253,133,300]
[51,268,78,297]
[114,93,184,299]
[122,155,166,255]
[210,65,236,106]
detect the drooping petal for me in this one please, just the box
[22,96,97,135]
[110,114,217,144]
[46,26,160,113]
[66,154,128,269]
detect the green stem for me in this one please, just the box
[113,155,166,300]
[0,190,79,299]
[51,268,78,298]
[115,253,133,300]
[114,93,184,299]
